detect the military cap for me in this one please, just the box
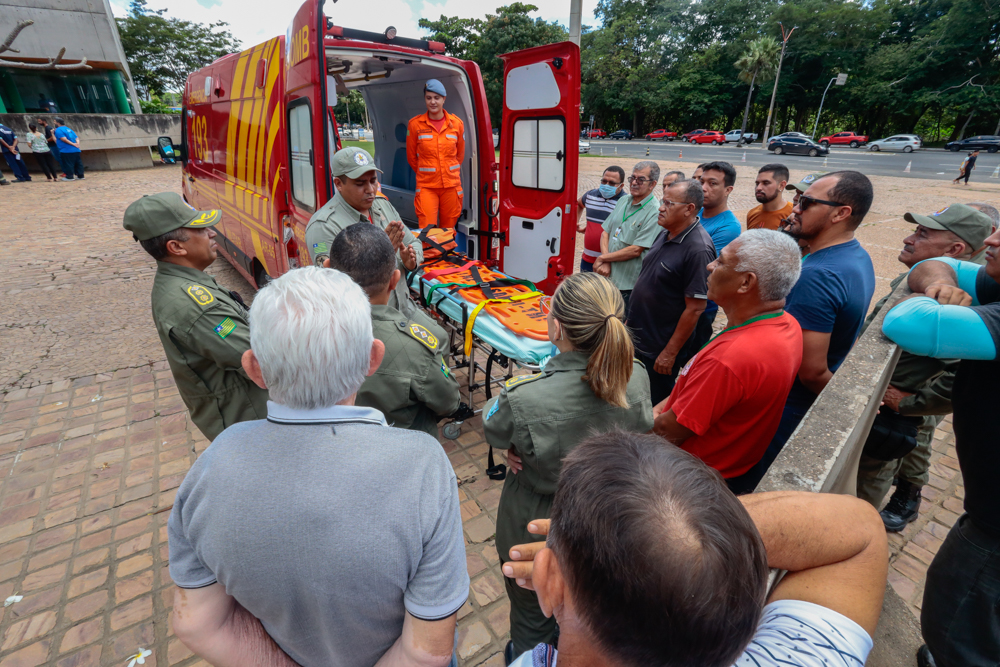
[331,147,382,180]
[904,203,993,250]
[786,172,829,193]
[424,79,447,96]
[123,192,220,241]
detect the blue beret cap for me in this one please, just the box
[424,79,447,96]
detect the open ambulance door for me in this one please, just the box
[283,0,331,256]
[498,42,580,296]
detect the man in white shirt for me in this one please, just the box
[502,430,887,667]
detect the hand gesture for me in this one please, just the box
[401,244,418,271]
[501,519,550,590]
[385,220,405,252]
[924,282,972,306]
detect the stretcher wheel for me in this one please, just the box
[442,423,462,440]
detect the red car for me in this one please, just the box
[692,131,726,145]
[586,128,606,138]
[819,131,868,148]
[645,129,677,141]
[682,129,709,142]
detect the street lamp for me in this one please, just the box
[812,73,848,140]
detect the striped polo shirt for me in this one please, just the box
[581,188,624,260]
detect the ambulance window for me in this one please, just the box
[288,100,315,210]
[511,118,565,191]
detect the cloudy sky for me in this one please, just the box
[109,0,601,50]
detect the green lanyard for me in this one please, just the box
[701,311,784,350]
[622,196,653,223]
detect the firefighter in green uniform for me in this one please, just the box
[123,193,268,441]
[482,272,653,661]
[305,147,424,319]
[329,222,461,435]
[856,203,993,531]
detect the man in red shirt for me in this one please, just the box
[652,229,804,493]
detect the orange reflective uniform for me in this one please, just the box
[407,111,465,228]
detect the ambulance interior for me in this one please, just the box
[325,49,482,255]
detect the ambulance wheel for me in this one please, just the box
[253,260,272,289]
[442,423,462,440]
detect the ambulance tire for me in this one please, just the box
[253,260,272,289]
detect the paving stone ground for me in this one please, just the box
[0,164,995,666]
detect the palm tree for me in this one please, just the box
[734,37,780,145]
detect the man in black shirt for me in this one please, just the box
[882,230,1000,667]
[627,179,715,405]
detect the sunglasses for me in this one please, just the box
[627,176,653,185]
[797,194,848,211]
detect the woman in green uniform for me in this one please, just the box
[483,272,653,659]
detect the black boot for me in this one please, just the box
[917,644,937,667]
[880,480,922,532]
[504,641,516,666]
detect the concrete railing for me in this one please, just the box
[755,277,922,665]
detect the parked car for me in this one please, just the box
[769,132,811,141]
[818,131,868,148]
[692,131,727,145]
[585,128,606,138]
[768,136,829,157]
[645,129,678,141]
[493,128,500,149]
[579,138,590,154]
[609,129,634,140]
[724,129,757,143]
[867,135,921,153]
[945,135,1000,153]
[682,129,709,142]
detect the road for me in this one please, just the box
[584,139,996,182]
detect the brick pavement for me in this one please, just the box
[0,165,995,666]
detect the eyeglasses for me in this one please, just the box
[797,194,847,211]
[661,199,690,208]
[627,176,652,185]
[600,179,620,186]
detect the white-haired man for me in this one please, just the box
[168,266,468,667]
[653,229,803,494]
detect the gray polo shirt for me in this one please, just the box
[601,193,661,291]
[168,402,469,666]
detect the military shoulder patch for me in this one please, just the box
[408,323,438,350]
[214,317,237,339]
[185,285,214,306]
[504,374,540,390]
[440,361,451,378]
[485,399,500,421]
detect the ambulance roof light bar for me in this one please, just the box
[325,18,446,54]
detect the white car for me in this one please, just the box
[579,139,590,154]
[725,129,757,143]
[868,135,921,153]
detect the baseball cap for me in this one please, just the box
[123,192,220,241]
[424,79,447,96]
[904,204,993,250]
[331,147,382,180]
[786,172,829,193]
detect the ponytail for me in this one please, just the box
[550,273,634,408]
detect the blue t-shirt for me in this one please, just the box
[784,238,875,407]
[700,209,742,314]
[54,126,80,153]
[0,125,15,154]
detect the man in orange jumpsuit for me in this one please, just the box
[407,79,465,229]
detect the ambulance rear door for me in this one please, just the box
[498,42,580,295]
[283,0,331,238]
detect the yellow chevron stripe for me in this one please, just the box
[226,98,241,178]
[246,90,266,189]
[250,229,270,275]
[242,49,261,99]
[236,98,256,186]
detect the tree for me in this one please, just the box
[417,15,483,61]
[734,36,779,142]
[116,0,240,99]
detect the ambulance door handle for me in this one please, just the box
[187,176,194,183]
[549,237,557,254]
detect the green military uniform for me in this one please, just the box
[123,192,268,442]
[482,352,653,655]
[356,304,460,436]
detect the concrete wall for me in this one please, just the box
[755,278,923,665]
[1,112,180,170]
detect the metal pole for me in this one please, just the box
[569,0,583,46]
[812,77,836,140]
[762,24,794,145]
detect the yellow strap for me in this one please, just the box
[463,291,543,356]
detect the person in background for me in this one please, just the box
[781,172,828,255]
[953,150,978,186]
[747,163,793,230]
[26,123,59,182]
[576,166,625,272]
[627,179,715,404]
[653,229,803,494]
[330,223,461,437]
[594,161,662,311]
[966,201,1000,258]
[691,163,707,182]
[169,266,468,667]
[742,171,876,489]
[53,117,84,180]
[502,432,888,667]
[483,272,653,661]
[37,93,57,113]
[36,118,66,179]
[0,122,31,182]
[661,169,685,193]
[407,79,465,229]
[694,161,742,347]
[856,204,992,532]
[881,231,1000,667]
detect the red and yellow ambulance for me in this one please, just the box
[177,0,580,295]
